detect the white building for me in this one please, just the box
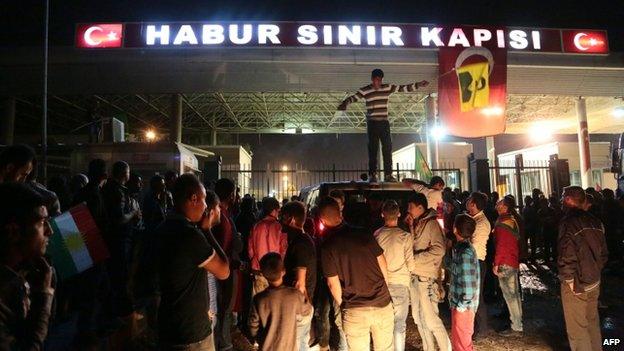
[497,141,615,198]
[392,142,473,190]
[199,145,253,194]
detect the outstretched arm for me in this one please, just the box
[402,178,429,188]
[338,90,365,110]
[391,80,430,93]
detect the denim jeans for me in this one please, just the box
[216,271,236,350]
[316,282,347,350]
[497,265,523,332]
[474,260,489,334]
[297,306,314,351]
[410,275,451,351]
[388,284,410,351]
[342,303,394,351]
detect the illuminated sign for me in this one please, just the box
[561,30,609,54]
[75,22,609,54]
[76,23,123,48]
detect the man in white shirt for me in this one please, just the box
[466,192,492,337]
[402,176,445,210]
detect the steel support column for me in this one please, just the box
[576,97,592,188]
[0,97,15,145]
[170,94,183,143]
[425,95,438,169]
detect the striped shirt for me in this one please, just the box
[342,83,420,121]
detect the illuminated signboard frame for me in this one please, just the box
[75,21,609,55]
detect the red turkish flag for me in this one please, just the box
[562,30,609,54]
[438,45,507,137]
[76,24,123,48]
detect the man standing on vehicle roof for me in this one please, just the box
[338,69,429,183]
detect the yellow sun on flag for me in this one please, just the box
[64,232,84,252]
[457,62,490,112]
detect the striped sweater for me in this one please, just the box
[342,83,420,121]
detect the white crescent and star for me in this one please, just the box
[84,26,103,46]
[84,26,118,46]
[573,32,590,51]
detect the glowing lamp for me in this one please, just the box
[612,106,624,119]
[145,130,157,141]
[481,106,504,116]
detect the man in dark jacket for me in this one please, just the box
[71,159,109,344]
[101,161,141,347]
[73,159,108,228]
[0,183,54,350]
[558,186,608,351]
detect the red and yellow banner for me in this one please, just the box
[438,43,507,137]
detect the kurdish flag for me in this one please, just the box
[414,147,433,182]
[47,203,109,280]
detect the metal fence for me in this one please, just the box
[222,163,462,199]
[490,158,552,205]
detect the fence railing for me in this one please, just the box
[221,163,462,199]
[490,159,552,204]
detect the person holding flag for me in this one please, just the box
[0,183,55,350]
[338,69,429,183]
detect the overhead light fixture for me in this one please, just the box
[431,125,447,140]
[529,122,553,142]
[145,129,157,141]
[612,106,624,118]
[481,106,504,116]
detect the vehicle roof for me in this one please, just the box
[315,181,412,191]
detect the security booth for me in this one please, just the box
[70,142,215,180]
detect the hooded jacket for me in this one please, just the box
[558,208,608,294]
[411,209,446,278]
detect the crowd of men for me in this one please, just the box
[0,143,617,351]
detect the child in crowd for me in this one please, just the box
[249,252,312,351]
[449,214,480,351]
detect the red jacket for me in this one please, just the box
[493,214,520,269]
[248,216,288,271]
[213,206,234,256]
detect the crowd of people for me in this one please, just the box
[0,143,619,351]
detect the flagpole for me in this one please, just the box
[42,0,49,184]
[425,94,438,170]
